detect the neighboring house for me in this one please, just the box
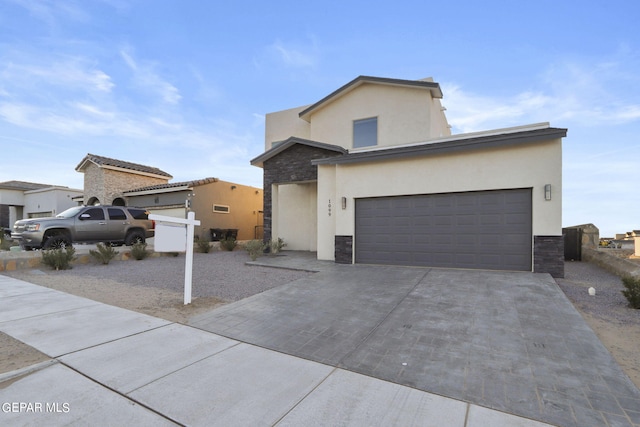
[75,153,173,206]
[0,181,83,229]
[251,75,567,277]
[124,178,263,241]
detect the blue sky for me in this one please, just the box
[0,0,638,237]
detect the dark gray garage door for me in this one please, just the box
[355,188,532,271]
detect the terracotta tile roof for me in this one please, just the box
[124,177,219,193]
[76,153,173,178]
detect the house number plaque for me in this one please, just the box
[328,199,332,216]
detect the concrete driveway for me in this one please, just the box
[190,254,640,427]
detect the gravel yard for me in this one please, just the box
[557,261,640,388]
[49,250,312,302]
[557,261,640,326]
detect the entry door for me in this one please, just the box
[355,189,532,271]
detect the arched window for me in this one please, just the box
[87,197,100,206]
[112,197,126,206]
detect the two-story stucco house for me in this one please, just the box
[251,75,567,277]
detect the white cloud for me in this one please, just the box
[1,59,114,95]
[443,58,640,134]
[7,0,90,27]
[120,48,182,104]
[256,37,320,70]
[271,40,317,68]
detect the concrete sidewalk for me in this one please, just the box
[0,274,551,426]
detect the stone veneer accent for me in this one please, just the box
[83,163,168,205]
[262,144,344,244]
[534,235,564,278]
[335,235,353,264]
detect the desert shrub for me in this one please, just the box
[130,242,150,260]
[219,236,237,251]
[622,276,640,309]
[0,231,14,251]
[42,247,76,270]
[269,238,287,255]
[245,239,266,261]
[196,234,212,253]
[89,243,118,265]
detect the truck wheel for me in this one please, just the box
[125,230,145,246]
[43,235,72,250]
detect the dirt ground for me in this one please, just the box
[579,312,640,387]
[2,263,639,391]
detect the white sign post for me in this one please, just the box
[149,212,201,305]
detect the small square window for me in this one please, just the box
[213,204,230,214]
[353,117,377,148]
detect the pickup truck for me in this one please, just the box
[11,205,155,250]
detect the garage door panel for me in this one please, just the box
[355,189,532,271]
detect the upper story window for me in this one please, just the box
[353,117,377,148]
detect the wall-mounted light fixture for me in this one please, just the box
[341,197,347,210]
[231,185,237,190]
[544,184,552,201]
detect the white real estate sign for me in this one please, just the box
[149,212,201,305]
[155,223,187,252]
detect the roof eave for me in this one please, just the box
[298,75,444,122]
[251,137,347,168]
[124,186,192,196]
[312,127,568,166]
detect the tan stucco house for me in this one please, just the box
[251,75,566,277]
[124,178,263,241]
[75,154,262,241]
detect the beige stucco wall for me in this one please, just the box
[23,188,83,217]
[308,84,449,149]
[264,84,450,151]
[265,105,310,150]
[190,180,263,241]
[272,182,317,250]
[316,138,563,262]
[0,189,25,205]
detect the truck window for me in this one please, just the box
[84,208,105,220]
[108,208,127,220]
[127,208,149,220]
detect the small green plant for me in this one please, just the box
[219,236,237,251]
[41,247,76,270]
[89,243,118,265]
[196,234,212,253]
[130,242,150,260]
[245,239,266,261]
[0,230,14,251]
[269,238,287,255]
[622,276,640,309]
